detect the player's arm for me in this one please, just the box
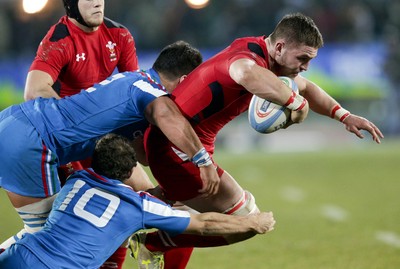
[299,76,383,143]
[24,70,60,100]
[144,96,220,196]
[229,58,309,123]
[124,163,155,191]
[117,28,139,72]
[131,136,148,166]
[125,136,156,191]
[184,211,275,243]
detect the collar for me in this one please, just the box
[144,68,162,85]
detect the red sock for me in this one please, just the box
[144,231,229,269]
[145,231,229,251]
[99,247,127,269]
[164,248,194,269]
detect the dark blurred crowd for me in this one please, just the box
[0,0,397,54]
[0,0,398,132]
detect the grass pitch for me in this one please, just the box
[1,139,399,269]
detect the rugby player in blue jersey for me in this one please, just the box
[0,133,276,268]
[0,41,221,251]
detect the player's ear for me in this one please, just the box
[179,75,187,84]
[275,41,284,56]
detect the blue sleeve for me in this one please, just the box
[131,78,167,115]
[139,192,191,236]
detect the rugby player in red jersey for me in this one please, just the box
[132,13,383,268]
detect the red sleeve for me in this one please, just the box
[227,50,268,69]
[29,28,71,82]
[116,28,139,72]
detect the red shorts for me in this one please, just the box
[145,126,223,201]
[58,158,92,186]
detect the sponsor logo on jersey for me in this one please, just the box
[106,41,117,62]
[76,53,86,62]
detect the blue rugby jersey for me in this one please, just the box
[19,69,166,164]
[11,169,190,269]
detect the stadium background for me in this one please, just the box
[0,1,399,268]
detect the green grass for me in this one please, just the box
[1,140,399,268]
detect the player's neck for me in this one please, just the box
[265,37,276,73]
[159,73,179,94]
[69,18,99,33]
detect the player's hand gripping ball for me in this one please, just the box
[248,76,299,134]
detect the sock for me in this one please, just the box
[145,231,229,252]
[99,247,127,269]
[164,248,194,269]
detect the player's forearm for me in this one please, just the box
[24,70,60,100]
[126,163,154,191]
[25,86,60,100]
[151,97,204,158]
[302,80,341,118]
[188,212,275,236]
[229,59,293,105]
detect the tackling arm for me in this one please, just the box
[144,96,221,196]
[185,211,275,243]
[24,70,60,100]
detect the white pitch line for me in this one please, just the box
[280,186,305,203]
[320,204,348,222]
[375,231,400,248]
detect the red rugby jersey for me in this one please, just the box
[171,36,270,152]
[29,16,138,97]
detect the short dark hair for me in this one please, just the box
[270,13,324,48]
[91,134,137,181]
[153,40,203,81]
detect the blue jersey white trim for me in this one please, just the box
[0,169,190,269]
[0,69,167,197]
[143,199,190,218]
[19,70,167,163]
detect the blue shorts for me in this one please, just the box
[0,106,60,198]
[0,243,47,269]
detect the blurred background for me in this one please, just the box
[0,2,399,268]
[0,0,399,150]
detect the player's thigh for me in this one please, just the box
[183,170,244,213]
[0,113,60,198]
[0,244,45,269]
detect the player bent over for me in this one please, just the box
[132,12,383,269]
[0,134,276,269]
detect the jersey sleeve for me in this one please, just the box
[117,28,139,72]
[139,192,190,236]
[130,77,168,114]
[29,30,71,83]
[227,50,268,68]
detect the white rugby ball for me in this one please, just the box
[248,76,298,134]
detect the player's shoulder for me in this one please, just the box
[103,17,129,31]
[48,16,71,42]
[231,36,266,57]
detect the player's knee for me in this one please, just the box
[16,195,56,233]
[223,190,259,216]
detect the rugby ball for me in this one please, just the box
[248,76,298,134]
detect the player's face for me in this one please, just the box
[275,42,318,78]
[79,0,104,27]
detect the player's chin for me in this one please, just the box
[87,17,103,27]
[280,73,297,79]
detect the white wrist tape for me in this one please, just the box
[284,91,307,111]
[330,105,350,122]
[191,147,212,167]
